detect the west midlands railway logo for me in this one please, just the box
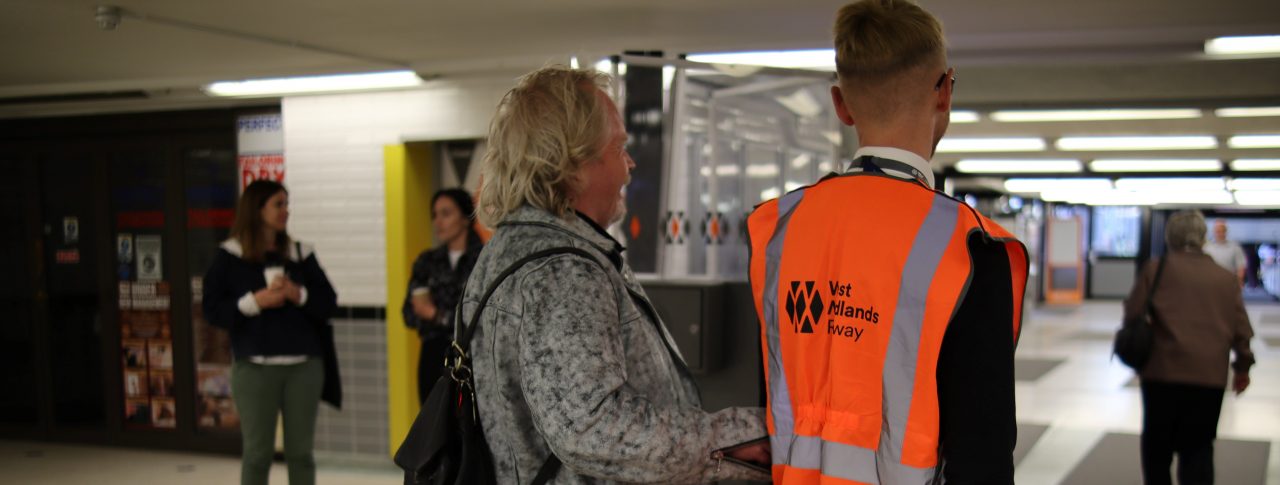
[785,281,824,334]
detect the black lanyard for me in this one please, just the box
[857,156,930,188]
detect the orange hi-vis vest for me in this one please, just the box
[747,171,1029,484]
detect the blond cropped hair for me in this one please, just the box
[478,66,613,227]
[833,0,947,119]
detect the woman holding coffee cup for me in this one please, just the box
[402,188,484,402]
[203,180,339,485]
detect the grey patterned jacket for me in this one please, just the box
[464,206,769,484]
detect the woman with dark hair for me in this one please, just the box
[203,180,339,485]
[403,188,484,402]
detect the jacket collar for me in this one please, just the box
[848,146,936,189]
[499,206,625,269]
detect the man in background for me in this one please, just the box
[1204,219,1247,285]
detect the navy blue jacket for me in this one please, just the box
[202,239,342,407]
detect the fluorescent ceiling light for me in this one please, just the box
[760,187,782,200]
[1154,191,1235,205]
[774,89,824,118]
[954,159,1081,173]
[1089,159,1221,172]
[1228,135,1280,148]
[790,153,812,168]
[686,49,835,70]
[950,111,979,123]
[822,131,842,145]
[1229,178,1280,191]
[1235,191,1280,206]
[1216,107,1280,118]
[205,70,423,97]
[990,108,1201,122]
[714,164,740,176]
[1004,178,1111,193]
[1042,189,1157,206]
[1205,35,1280,56]
[746,164,780,177]
[936,137,1047,153]
[1113,178,1225,191]
[1232,159,1280,171]
[1056,135,1217,151]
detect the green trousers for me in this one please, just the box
[232,359,324,485]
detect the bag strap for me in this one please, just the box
[530,455,562,485]
[452,246,604,349]
[1144,255,1169,314]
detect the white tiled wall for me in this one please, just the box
[282,78,515,306]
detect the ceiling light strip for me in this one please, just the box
[991,108,1201,122]
[1056,135,1217,151]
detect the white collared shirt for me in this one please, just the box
[846,146,936,189]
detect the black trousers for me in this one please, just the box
[417,336,451,404]
[1140,380,1225,485]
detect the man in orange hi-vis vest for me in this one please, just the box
[747,1,1029,483]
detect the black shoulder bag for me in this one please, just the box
[394,247,601,485]
[1113,256,1167,371]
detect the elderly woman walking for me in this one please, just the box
[1123,210,1256,485]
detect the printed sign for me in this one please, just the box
[136,236,162,281]
[63,217,79,244]
[192,275,239,430]
[237,114,284,191]
[119,281,175,429]
[238,154,285,189]
[55,249,80,264]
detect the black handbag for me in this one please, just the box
[1113,256,1168,371]
[394,247,601,485]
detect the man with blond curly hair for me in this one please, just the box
[467,66,771,483]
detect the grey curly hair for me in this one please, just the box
[1165,210,1207,251]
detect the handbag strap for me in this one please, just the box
[1144,255,1169,314]
[452,246,604,349]
[530,455,562,485]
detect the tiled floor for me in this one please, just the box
[3,301,1277,484]
[0,440,401,485]
[1013,301,1280,485]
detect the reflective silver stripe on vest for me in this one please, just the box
[763,189,806,465]
[878,192,960,483]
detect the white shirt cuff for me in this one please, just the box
[298,287,309,306]
[238,292,262,317]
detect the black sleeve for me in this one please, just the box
[297,253,338,323]
[937,233,1016,485]
[202,250,247,331]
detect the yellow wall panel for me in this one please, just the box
[384,142,434,456]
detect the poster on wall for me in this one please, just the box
[117,234,134,280]
[119,280,176,429]
[191,276,239,430]
[135,235,162,281]
[237,114,284,191]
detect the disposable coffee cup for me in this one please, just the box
[264,266,285,288]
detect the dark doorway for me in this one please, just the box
[0,107,264,453]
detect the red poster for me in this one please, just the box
[239,154,285,190]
